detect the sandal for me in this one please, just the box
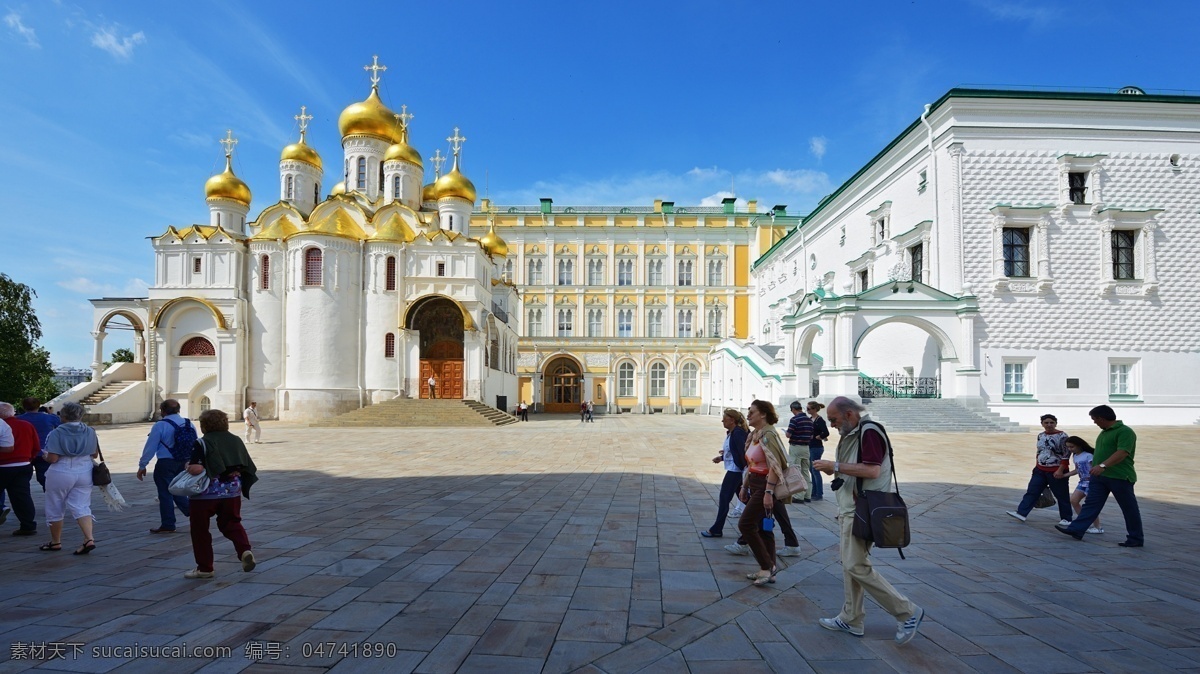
[73,539,96,555]
[39,542,62,551]
[749,567,777,586]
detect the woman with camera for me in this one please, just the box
[738,399,789,586]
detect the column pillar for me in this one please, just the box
[133,331,146,364]
[91,331,107,382]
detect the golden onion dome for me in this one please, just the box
[479,220,508,258]
[433,156,477,202]
[204,157,252,206]
[280,134,322,169]
[383,128,423,167]
[338,86,400,143]
[331,181,346,196]
[421,181,438,203]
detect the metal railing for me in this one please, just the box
[858,372,940,399]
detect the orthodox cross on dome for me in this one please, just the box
[431,149,446,178]
[395,104,414,132]
[295,105,313,139]
[447,127,466,157]
[219,129,238,158]
[364,55,387,87]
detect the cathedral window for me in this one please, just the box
[707,308,723,338]
[557,309,573,337]
[680,362,698,397]
[647,310,663,338]
[356,157,367,189]
[677,309,694,338]
[314,184,320,203]
[180,336,215,357]
[677,260,693,286]
[557,259,574,285]
[192,257,202,274]
[617,309,633,337]
[304,248,323,286]
[437,262,446,277]
[648,260,663,286]
[1002,228,1030,277]
[618,362,634,396]
[260,255,270,290]
[385,256,397,290]
[384,332,395,358]
[588,259,604,285]
[587,309,602,337]
[707,260,723,286]
[393,175,401,200]
[378,162,384,194]
[528,309,544,336]
[617,260,633,286]
[286,175,294,200]
[527,259,544,285]
[650,363,666,397]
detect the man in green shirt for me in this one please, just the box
[1056,405,1143,547]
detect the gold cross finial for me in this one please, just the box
[363,55,387,87]
[219,129,238,158]
[394,104,414,132]
[295,105,313,139]
[431,149,446,178]
[447,127,466,156]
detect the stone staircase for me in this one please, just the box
[81,381,136,406]
[311,398,519,428]
[860,398,1026,433]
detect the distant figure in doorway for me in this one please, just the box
[807,401,830,501]
[242,402,261,444]
[427,375,437,399]
[1006,413,1073,526]
[520,401,529,422]
[586,400,594,422]
[1057,436,1103,534]
[1056,405,1142,547]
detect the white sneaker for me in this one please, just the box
[730,506,745,517]
[1059,519,1072,527]
[1006,511,1026,522]
[818,617,864,637]
[778,546,802,557]
[895,606,925,644]
[1087,526,1104,534]
[724,543,750,556]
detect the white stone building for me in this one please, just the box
[712,87,1200,426]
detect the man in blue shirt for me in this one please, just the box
[137,399,193,533]
[16,397,61,491]
[785,401,815,502]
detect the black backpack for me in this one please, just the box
[160,418,197,462]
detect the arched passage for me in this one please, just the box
[854,316,956,398]
[542,355,583,413]
[92,308,149,380]
[407,295,465,399]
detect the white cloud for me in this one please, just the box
[699,191,747,208]
[969,0,1059,27]
[90,25,145,60]
[5,11,39,48]
[57,276,149,297]
[809,136,827,161]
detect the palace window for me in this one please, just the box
[1002,359,1034,398]
[259,255,270,290]
[528,259,544,284]
[618,260,633,286]
[1109,359,1139,397]
[617,309,633,337]
[588,259,604,285]
[557,309,573,337]
[857,269,869,292]
[384,332,395,358]
[304,248,322,286]
[1095,208,1159,296]
[587,309,603,337]
[385,256,397,290]
[1002,228,1030,277]
[528,309,544,336]
[180,336,215,357]
[707,308,722,338]
[909,243,923,282]
[677,309,694,338]
[618,362,634,396]
[647,310,663,338]
[677,260,693,286]
[648,260,663,286]
[557,259,574,285]
[286,175,294,200]
[650,363,666,397]
[707,260,723,286]
[1068,172,1088,205]
[681,362,698,397]
[1111,230,1136,280]
[502,259,514,282]
[875,217,887,243]
[356,157,367,190]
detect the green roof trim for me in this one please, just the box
[718,347,782,382]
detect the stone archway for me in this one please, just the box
[407,296,465,400]
[93,309,149,382]
[542,355,583,414]
[854,316,954,398]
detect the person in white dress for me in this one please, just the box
[242,402,261,444]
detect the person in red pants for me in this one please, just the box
[182,409,259,579]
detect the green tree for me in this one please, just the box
[111,348,135,363]
[0,273,60,404]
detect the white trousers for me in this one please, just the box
[45,468,93,522]
[245,421,260,442]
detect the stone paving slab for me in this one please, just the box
[0,415,1197,672]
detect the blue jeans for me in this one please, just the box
[1067,475,1143,545]
[1016,468,1073,521]
[709,470,744,535]
[809,446,825,499]
[153,458,191,529]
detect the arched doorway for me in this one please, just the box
[854,317,953,399]
[407,296,465,399]
[542,356,582,413]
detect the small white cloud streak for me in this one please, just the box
[5,11,39,48]
[969,0,1059,27]
[809,136,827,161]
[57,276,149,297]
[90,25,146,60]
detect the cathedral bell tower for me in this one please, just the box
[434,127,476,236]
[338,56,397,202]
[279,105,323,214]
[383,105,424,209]
[204,130,251,234]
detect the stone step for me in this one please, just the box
[859,399,1026,433]
[82,381,136,405]
[311,398,516,428]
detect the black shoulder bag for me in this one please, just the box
[851,421,911,559]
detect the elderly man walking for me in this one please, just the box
[136,399,194,534]
[0,402,41,536]
[813,396,924,644]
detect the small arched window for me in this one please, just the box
[378,162,384,193]
[199,396,212,413]
[314,183,320,203]
[304,248,323,286]
[356,157,367,189]
[285,175,294,200]
[385,256,397,291]
[180,336,215,357]
[392,175,401,200]
[384,332,396,358]
[681,362,698,397]
[260,254,270,290]
[618,362,635,397]
[650,362,667,397]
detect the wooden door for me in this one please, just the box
[420,359,463,399]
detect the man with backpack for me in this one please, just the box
[136,399,194,534]
[812,396,924,645]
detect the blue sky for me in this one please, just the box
[2,0,1197,368]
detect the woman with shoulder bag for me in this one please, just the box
[702,409,749,539]
[738,400,793,586]
[183,409,259,579]
[40,402,97,555]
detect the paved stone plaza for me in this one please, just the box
[1,415,1198,673]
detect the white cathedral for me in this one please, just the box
[64,69,1200,426]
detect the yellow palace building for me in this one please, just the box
[474,198,796,414]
